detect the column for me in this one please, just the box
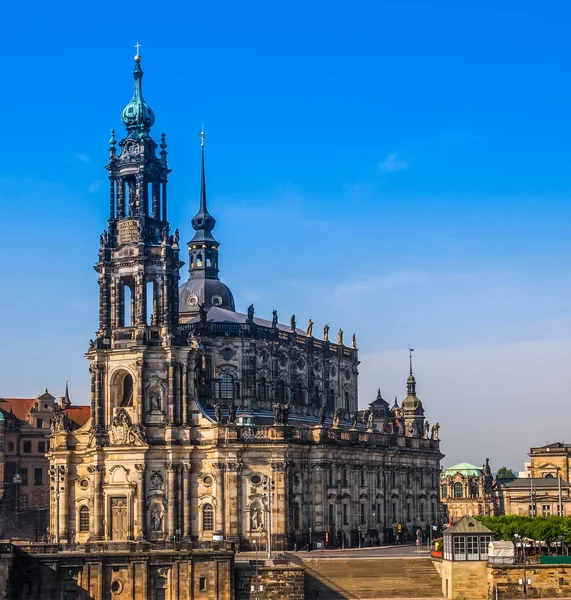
[58,465,69,542]
[214,463,225,535]
[136,273,145,326]
[182,360,189,425]
[93,466,104,540]
[167,463,176,539]
[109,176,115,219]
[117,178,124,218]
[183,465,192,539]
[137,359,144,425]
[225,461,242,544]
[152,182,160,219]
[167,362,175,424]
[135,464,146,540]
[97,365,105,430]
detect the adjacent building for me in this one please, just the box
[440,461,494,521]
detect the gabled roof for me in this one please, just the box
[447,515,492,535]
[64,406,91,427]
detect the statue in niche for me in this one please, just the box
[149,388,162,414]
[352,334,357,349]
[424,420,430,439]
[307,319,313,337]
[431,422,440,441]
[406,421,414,436]
[338,329,343,345]
[247,304,255,323]
[332,408,342,428]
[250,505,263,531]
[228,399,237,424]
[318,406,326,426]
[271,310,278,328]
[151,509,164,532]
[173,228,180,245]
[214,403,222,423]
[150,470,163,490]
[323,324,329,341]
[367,410,375,431]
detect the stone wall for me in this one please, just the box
[489,564,571,598]
[441,559,488,599]
[235,564,304,600]
[0,544,13,600]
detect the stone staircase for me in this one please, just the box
[302,558,443,599]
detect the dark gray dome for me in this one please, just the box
[179,277,235,315]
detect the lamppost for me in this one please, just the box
[358,526,362,549]
[514,534,529,599]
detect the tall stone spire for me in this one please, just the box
[121,51,155,139]
[178,127,235,317]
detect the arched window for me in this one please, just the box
[216,374,234,399]
[360,502,366,525]
[293,383,303,404]
[344,391,350,411]
[545,473,555,478]
[202,503,214,531]
[196,253,203,267]
[258,377,267,402]
[470,482,479,497]
[327,387,335,409]
[453,482,463,498]
[79,505,90,532]
[441,483,448,499]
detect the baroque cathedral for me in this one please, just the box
[38,53,442,598]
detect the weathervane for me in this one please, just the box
[409,347,414,375]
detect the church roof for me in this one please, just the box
[64,406,91,427]
[189,306,309,336]
[442,462,483,477]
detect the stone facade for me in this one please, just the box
[440,559,488,600]
[488,563,571,599]
[1,541,233,600]
[440,460,494,522]
[235,564,304,600]
[0,391,88,539]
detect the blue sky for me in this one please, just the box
[0,0,570,470]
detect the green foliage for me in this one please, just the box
[496,466,517,480]
[474,515,571,543]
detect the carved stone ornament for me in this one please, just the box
[150,470,163,490]
[109,408,147,446]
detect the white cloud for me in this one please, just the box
[74,153,90,164]
[379,153,409,173]
[88,181,101,193]
[333,270,428,296]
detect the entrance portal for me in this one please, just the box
[111,496,128,540]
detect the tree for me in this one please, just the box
[496,466,517,480]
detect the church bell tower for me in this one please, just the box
[88,51,184,433]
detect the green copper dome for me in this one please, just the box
[441,462,483,478]
[121,59,155,136]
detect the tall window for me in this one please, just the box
[343,503,348,525]
[36,418,43,429]
[202,503,214,531]
[38,442,46,453]
[406,501,411,522]
[292,503,300,529]
[360,502,366,525]
[216,374,234,399]
[453,482,463,498]
[34,468,42,486]
[258,377,267,402]
[343,468,349,488]
[441,484,448,498]
[79,506,90,532]
[392,501,397,522]
[470,482,479,498]
[360,469,366,487]
[329,503,335,526]
[376,502,382,523]
[23,441,32,453]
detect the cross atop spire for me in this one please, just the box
[200,123,205,148]
[409,347,414,375]
[134,42,141,62]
